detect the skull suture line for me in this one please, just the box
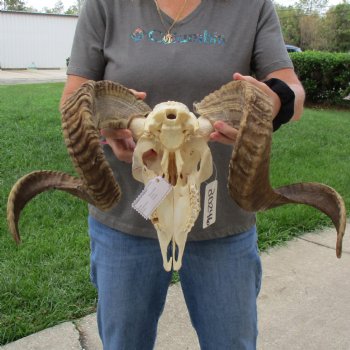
[7,80,346,272]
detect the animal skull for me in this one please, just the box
[7,80,347,271]
[131,102,213,270]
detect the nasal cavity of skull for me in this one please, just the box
[168,152,178,186]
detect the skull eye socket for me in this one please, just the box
[167,114,176,120]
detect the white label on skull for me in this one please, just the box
[202,180,218,229]
[132,176,172,219]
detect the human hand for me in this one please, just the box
[209,74,247,145]
[233,72,281,118]
[209,73,284,145]
[101,128,135,163]
[209,121,238,145]
[100,88,147,163]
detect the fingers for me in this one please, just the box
[100,128,135,163]
[100,128,132,140]
[107,139,135,163]
[129,89,147,100]
[210,121,238,145]
[142,149,158,165]
[98,88,158,163]
[233,72,266,91]
[233,72,254,83]
[233,72,281,117]
[99,86,146,163]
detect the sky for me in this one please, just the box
[26,0,76,11]
[25,0,346,12]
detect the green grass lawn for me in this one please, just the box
[0,83,349,344]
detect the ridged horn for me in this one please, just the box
[8,81,151,243]
[7,170,95,243]
[60,80,151,210]
[195,80,346,257]
[273,183,346,258]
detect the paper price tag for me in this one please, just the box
[132,176,172,219]
[202,180,218,229]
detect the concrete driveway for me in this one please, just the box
[0,69,67,85]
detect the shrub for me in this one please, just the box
[290,51,350,105]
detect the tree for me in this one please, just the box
[296,0,329,14]
[65,5,78,15]
[42,0,64,14]
[0,0,26,11]
[299,13,326,50]
[323,2,350,52]
[275,5,302,47]
[274,0,350,51]
[76,0,85,13]
[0,0,84,15]
[65,0,85,15]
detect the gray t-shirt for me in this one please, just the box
[67,0,293,240]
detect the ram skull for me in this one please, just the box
[7,80,346,271]
[131,101,213,270]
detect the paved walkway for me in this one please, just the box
[2,223,349,350]
[0,69,67,84]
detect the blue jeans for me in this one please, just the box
[89,216,262,350]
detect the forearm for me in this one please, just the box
[287,82,305,121]
[60,75,90,109]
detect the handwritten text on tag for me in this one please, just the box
[202,180,218,229]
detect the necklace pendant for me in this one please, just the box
[162,33,175,44]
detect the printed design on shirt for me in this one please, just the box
[130,27,226,45]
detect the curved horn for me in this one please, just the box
[7,170,94,243]
[195,80,346,257]
[60,80,152,210]
[274,183,346,258]
[8,81,151,242]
